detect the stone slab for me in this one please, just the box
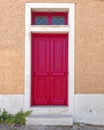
[26,114,73,126]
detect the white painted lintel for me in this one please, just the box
[27,3,74,9]
[30,25,70,33]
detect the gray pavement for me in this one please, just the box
[0,124,104,130]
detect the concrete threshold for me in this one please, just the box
[26,114,73,126]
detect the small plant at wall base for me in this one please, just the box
[0,109,31,126]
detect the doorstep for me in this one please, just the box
[26,114,73,126]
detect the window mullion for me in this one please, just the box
[48,13,52,25]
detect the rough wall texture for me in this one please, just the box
[0,0,104,94]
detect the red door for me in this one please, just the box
[31,34,68,106]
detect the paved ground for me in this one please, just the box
[0,124,104,130]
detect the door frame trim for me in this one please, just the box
[25,3,75,115]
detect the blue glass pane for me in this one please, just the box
[52,17,64,25]
[35,16,48,25]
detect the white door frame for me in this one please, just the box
[24,3,75,115]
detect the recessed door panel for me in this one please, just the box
[33,36,49,76]
[51,36,68,76]
[32,77,49,105]
[50,77,67,105]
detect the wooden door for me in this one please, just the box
[31,34,68,106]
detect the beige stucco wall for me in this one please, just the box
[0,0,104,94]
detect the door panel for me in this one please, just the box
[33,37,49,76]
[32,77,49,105]
[51,36,68,76]
[50,36,68,105]
[31,34,68,106]
[31,35,50,105]
[50,77,66,105]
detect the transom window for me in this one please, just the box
[32,12,68,25]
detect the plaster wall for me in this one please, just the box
[74,94,104,125]
[0,0,104,94]
[0,94,104,125]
